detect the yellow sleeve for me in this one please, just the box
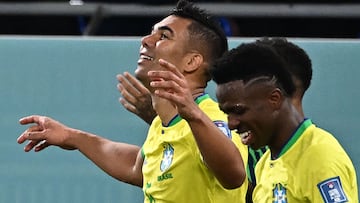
[301,143,358,202]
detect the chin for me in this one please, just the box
[134,68,146,80]
[135,71,151,89]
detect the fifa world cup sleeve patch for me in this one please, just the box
[213,120,232,139]
[317,176,348,203]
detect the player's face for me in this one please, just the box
[216,80,276,150]
[135,15,192,90]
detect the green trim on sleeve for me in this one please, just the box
[141,147,145,159]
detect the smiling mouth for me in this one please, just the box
[140,54,154,61]
[238,130,255,146]
[239,130,251,139]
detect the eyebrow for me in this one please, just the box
[220,103,246,114]
[152,25,174,35]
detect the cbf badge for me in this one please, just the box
[214,121,232,138]
[273,183,287,203]
[318,176,348,203]
[160,143,174,172]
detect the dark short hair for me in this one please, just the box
[211,42,296,96]
[256,37,312,94]
[169,0,228,60]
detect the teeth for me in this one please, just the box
[239,131,250,139]
[141,55,154,61]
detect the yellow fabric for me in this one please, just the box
[253,122,358,202]
[142,95,248,203]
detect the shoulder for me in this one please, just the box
[298,125,356,182]
[301,125,349,163]
[199,97,227,120]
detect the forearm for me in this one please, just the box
[68,129,143,187]
[186,110,246,189]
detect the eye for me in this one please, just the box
[233,108,246,115]
[233,105,246,115]
[223,104,246,116]
[160,33,169,40]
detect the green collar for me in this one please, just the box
[163,93,209,127]
[274,119,313,159]
[194,93,209,104]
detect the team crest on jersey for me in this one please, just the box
[160,143,174,172]
[318,176,348,203]
[214,121,232,138]
[272,183,287,203]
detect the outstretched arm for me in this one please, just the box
[148,59,246,189]
[117,72,156,125]
[17,115,144,187]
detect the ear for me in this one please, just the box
[183,52,203,73]
[268,88,283,110]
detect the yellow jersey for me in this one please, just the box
[142,94,248,203]
[253,119,358,202]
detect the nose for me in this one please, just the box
[141,33,156,48]
[227,114,240,130]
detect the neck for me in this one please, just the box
[291,97,305,118]
[152,95,177,126]
[269,100,304,159]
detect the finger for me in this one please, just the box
[25,131,47,141]
[117,83,137,104]
[34,140,50,152]
[117,73,142,97]
[19,115,48,129]
[28,124,43,132]
[17,125,43,144]
[150,79,182,95]
[17,132,28,144]
[119,97,138,114]
[153,88,179,102]
[159,59,185,80]
[23,140,42,152]
[148,71,176,84]
[148,70,186,90]
[19,115,40,125]
[123,72,150,95]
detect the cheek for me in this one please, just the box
[252,113,275,142]
[247,110,268,133]
[157,42,172,54]
[157,43,184,61]
[227,115,241,130]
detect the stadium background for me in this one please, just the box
[0,1,359,202]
